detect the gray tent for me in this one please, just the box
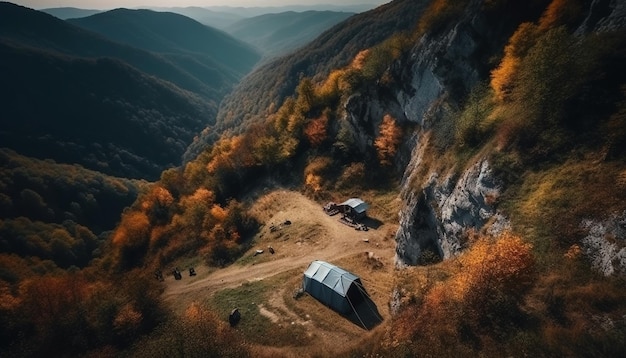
[302,260,365,314]
[339,198,369,219]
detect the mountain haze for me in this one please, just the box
[68,9,260,80]
[205,3,381,17]
[40,6,102,19]
[139,6,244,30]
[224,10,355,57]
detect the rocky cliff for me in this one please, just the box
[341,0,626,272]
[340,0,511,266]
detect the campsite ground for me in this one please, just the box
[163,189,400,356]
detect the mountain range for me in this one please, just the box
[0,2,260,180]
[224,10,354,57]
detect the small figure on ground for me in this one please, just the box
[229,308,241,327]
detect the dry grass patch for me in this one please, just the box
[509,158,626,252]
[209,270,312,348]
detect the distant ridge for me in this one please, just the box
[204,3,383,17]
[0,40,214,179]
[40,7,102,19]
[225,10,355,57]
[68,8,260,78]
[0,3,218,99]
[138,6,244,29]
[0,2,238,179]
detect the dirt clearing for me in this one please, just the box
[163,189,399,356]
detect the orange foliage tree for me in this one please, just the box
[374,114,403,166]
[111,211,151,269]
[304,110,329,147]
[455,232,535,321]
[141,185,174,226]
[539,0,584,30]
[490,22,540,101]
[392,232,535,350]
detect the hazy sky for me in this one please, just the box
[11,0,388,10]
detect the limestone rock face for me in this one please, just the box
[341,0,626,269]
[581,212,626,276]
[395,158,507,266]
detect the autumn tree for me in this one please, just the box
[304,109,330,147]
[304,157,334,193]
[490,22,540,101]
[374,114,403,166]
[454,232,535,329]
[111,211,151,269]
[140,185,174,226]
[295,77,316,115]
[539,0,585,31]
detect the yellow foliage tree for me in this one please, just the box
[539,0,584,30]
[454,232,535,324]
[374,114,403,166]
[490,22,540,101]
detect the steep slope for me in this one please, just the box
[224,11,354,57]
[68,8,260,80]
[0,40,213,180]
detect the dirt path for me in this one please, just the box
[164,190,395,306]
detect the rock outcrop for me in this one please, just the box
[581,211,626,276]
[344,0,626,268]
[395,155,506,266]
[385,0,510,265]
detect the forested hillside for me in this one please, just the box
[68,9,260,84]
[0,2,262,180]
[207,0,434,143]
[0,40,213,180]
[1,0,625,357]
